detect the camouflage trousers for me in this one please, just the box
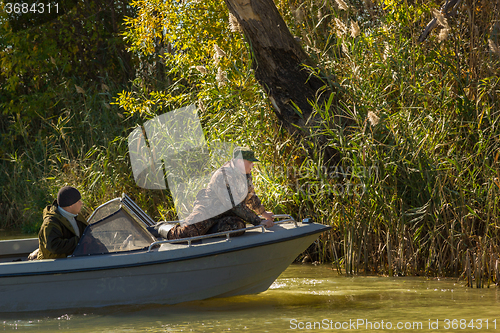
[166,215,246,240]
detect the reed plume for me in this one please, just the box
[334,18,347,37]
[213,44,226,58]
[335,0,349,11]
[351,21,360,38]
[196,66,207,74]
[229,13,242,32]
[367,111,379,126]
[216,67,227,87]
[488,39,499,55]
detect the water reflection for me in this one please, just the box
[0,230,36,240]
[2,264,499,332]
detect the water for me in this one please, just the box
[0,231,36,240]
[1,264,499,332]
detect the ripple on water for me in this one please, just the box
[1,264,499,332]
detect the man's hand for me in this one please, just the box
[260,211,275,228]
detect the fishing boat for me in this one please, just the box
[0,194,330,313]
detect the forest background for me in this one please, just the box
[0,0,499,285]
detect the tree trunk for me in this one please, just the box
[224,0,340,162]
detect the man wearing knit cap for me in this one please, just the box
[37,186,88,259]
[151,147,274,240]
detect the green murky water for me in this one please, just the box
[1,264,499,332]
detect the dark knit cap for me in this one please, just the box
[57,186,81,207]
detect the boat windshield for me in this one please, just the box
[72,208,155,256]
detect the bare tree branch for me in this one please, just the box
[418,0,463,43]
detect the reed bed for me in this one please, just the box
[251,0,500,286]
[0,80,175,233]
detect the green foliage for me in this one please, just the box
[117,0,265,120]
[0,1,134,118]
[0,78,173,233]
[0,1,145,232]
[115,0,500,282]
[116,0,279,175]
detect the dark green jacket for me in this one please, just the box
[37,200,88,259]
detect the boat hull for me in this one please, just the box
[0,222,329,312]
